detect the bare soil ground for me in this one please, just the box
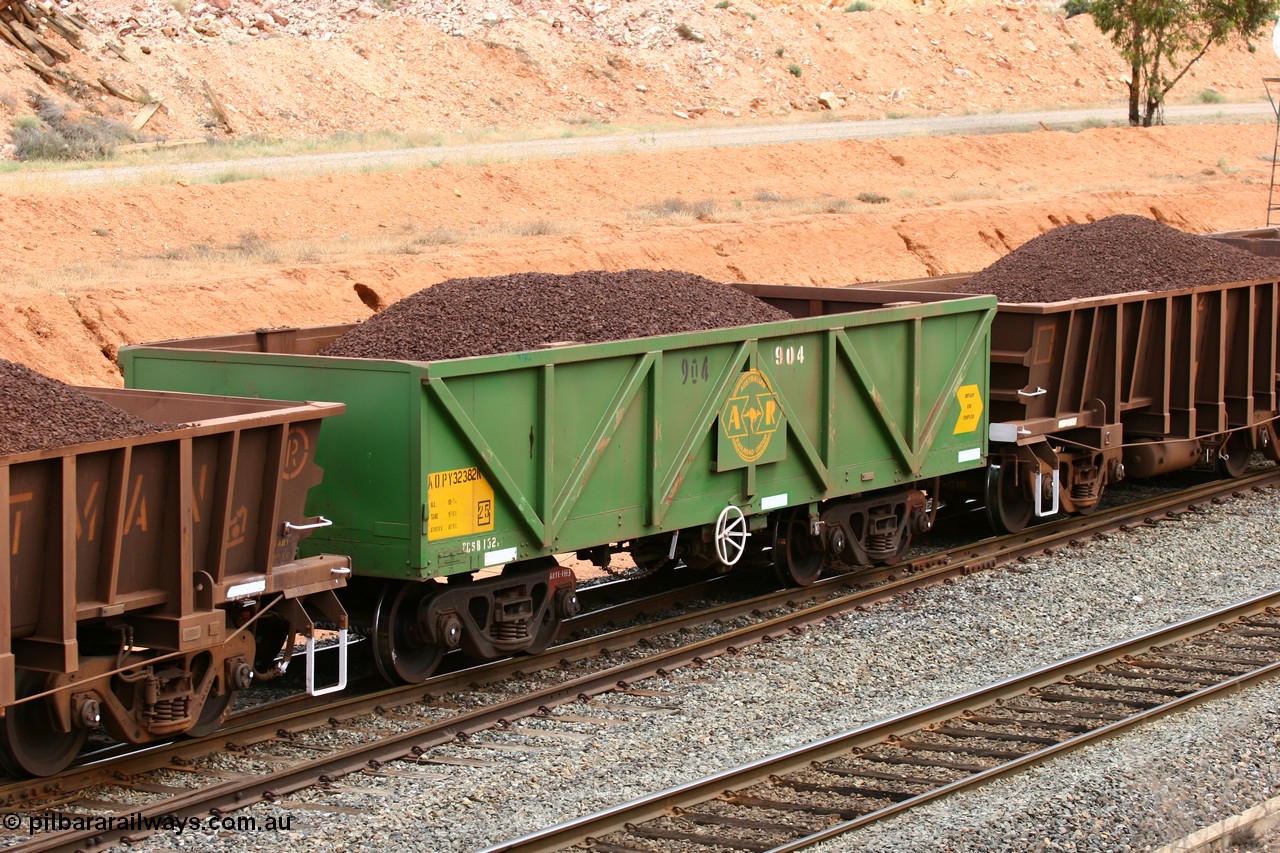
[0,0,1278,385]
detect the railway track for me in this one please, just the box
[485,589,1280,853]
[2,468,1276,851]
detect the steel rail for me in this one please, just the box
[479,588,1280,853]
[3,468,1277,848]
[8,470,1277,809]
[164,465,1280,752]
[0,571,765,804]
[7,542,989,852]
[566,573,740,635]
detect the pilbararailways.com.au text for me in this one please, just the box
[8,812,294,835]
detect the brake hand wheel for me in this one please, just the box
[714,505,749,567]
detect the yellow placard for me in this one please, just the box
[953,383,983,434]
[427,467,495,540]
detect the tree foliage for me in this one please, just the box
[1088,0,1278,125]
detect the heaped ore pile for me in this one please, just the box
[320,269,792,361]
[0,359,175,456]
[957,215,1280,303]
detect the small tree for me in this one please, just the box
[1089,0,1279,126]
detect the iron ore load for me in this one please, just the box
[0,361,351,776]
[874,214,1280,531]
[122,270,996,684]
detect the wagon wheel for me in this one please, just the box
[1216,431,1251,479]
[371,582,443,684]
[185,688,235,739]
[984,459,1033,534]
[184,649,242,739]
[771,509,827,588]
[879,529,915,565]
[714,505,749,567]
[0,671,88,777]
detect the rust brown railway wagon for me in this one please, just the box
[1207,228,1280,259]
[862,274,1280,532]
[0,388,351,776]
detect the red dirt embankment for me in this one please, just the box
[1,121,1272,385]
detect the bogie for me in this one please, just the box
[354,560,581,685]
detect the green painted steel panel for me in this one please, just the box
[120,287,995,580]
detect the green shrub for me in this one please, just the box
[414,227,459,246]
[211,170,253,184]
[844,1,875,10]
[1197,89,1226,104]
[788,63,803,77]
[519,219,559,236]
[1063,0,1091,16]
[644,198,716,218]
[11,95,134,161]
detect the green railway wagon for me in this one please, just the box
[121,284,995,682]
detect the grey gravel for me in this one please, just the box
[807,681,1280,853]
[113,478,1280,853]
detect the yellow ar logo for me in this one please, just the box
[722,369,782,462]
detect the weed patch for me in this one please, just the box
[211,170,253,184]
[517,219,560,236]
[951,187,1001,201]
[639,197,718,220]
[11,93,135,162]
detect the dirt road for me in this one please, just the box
[10,102,1273,190]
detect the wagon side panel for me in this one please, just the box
[122,292,994,578]
[419,297,994,572]
[2,391,348,674]
[122,354,417,578]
